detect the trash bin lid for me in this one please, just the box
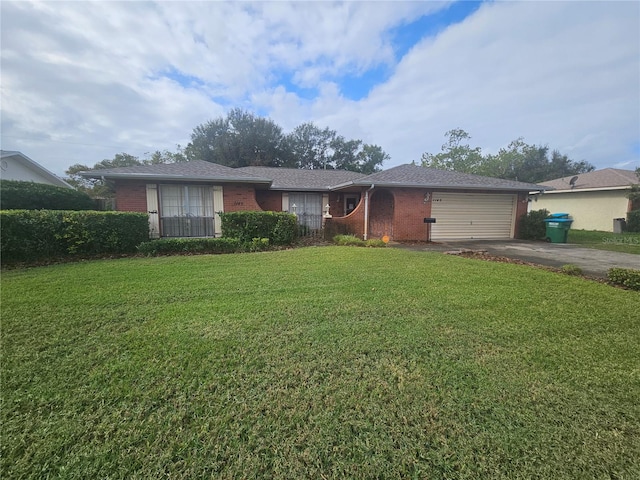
[544,218,573,223]
[549,213,570,218]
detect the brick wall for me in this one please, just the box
[388,188,432,241]
[325,190,365,238]
[327,187,529,241]
[115,182,263,214]
[115,182,148,212]
[514,192,529,238]
[255,190,282,211]
[222,184,262,212]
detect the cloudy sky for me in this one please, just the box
[1,0,639,177]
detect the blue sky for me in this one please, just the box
[1,1,638,176]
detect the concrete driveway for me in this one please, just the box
[393,240,640,278]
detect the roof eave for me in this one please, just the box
[349,180,542,192]
[269,186,333,192]
[79,172,272,184]
[537,185,632,194]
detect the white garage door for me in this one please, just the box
[431,192,517,240]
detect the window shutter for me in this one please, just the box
[213,185,224,237]
[146,184,160,238]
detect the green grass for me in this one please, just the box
[2,248,639,479]
[568,229,640,254]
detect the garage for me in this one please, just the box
[431,192,517,240]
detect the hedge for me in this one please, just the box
[220,211,298,245]
[607,267,640,291]
[137,237,245,256]
[627,210,640,233]
[0,210,149,264]
[517,209,550,240]
[0,180,95,210]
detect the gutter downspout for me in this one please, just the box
[363,184,375,240]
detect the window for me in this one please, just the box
[159,185,215,237]
[288,193,322,230]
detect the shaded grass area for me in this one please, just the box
[2,248,639,478]
[568,229,640,254]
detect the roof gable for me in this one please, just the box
[540,168,639,191]
[1,150,73,188]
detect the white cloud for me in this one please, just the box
[1,0,638,176]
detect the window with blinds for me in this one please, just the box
[159,185,215,237]
[288,193,323,230]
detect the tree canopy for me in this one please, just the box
[186,110,386,174]
[185,108,290,168]
[421,129,595,183]
[65,149,187,197]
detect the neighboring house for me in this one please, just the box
[0,150,73,188]
[80,161,542,241]
[530,168,639,232]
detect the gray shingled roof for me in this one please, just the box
[336,164,543,192]
[540,168,639,191]
[78,160,548,192]
[238,166,366,191]
[79,160,272,184]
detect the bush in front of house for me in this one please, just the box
[220,211,298,245]
[517,209,550,240]
[607,267,640,291]
[334,234,364,246]
[137,237,245,256]
[626,210,640,233]
[333,234,386,248]
[0,179,95,211]
[0,210,148,264]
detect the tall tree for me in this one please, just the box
[186,108,290,167]
[287,122,387,173]
[65,153,143,196]
[420,129,484,173]
[287,122,337,170]
[421,129,594,183]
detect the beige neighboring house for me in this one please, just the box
[0,150,73,188]
[530,168,639,232]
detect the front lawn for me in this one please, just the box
[568,229,640,254]
[2,248,639,478]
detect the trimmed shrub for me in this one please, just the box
[517,209,550,240]
[0,210,148,263]
[137,237,243,256]
[333,235,387,248]
[365,239,387,248]
[334,234,364,246]
[607,268,640,291]
[0,180,95,210]
[220,211,297,245]
[626,210,640,233]
[560,264,583,276]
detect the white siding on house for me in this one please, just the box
[530,190,629,232]
[431,192,517,240]
[1,153,72,188]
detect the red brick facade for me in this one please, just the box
[114,180,530,241]
[115,181,148,212]
[255,190,283,211]
[222,184,262,212]
[327,187,529,241]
